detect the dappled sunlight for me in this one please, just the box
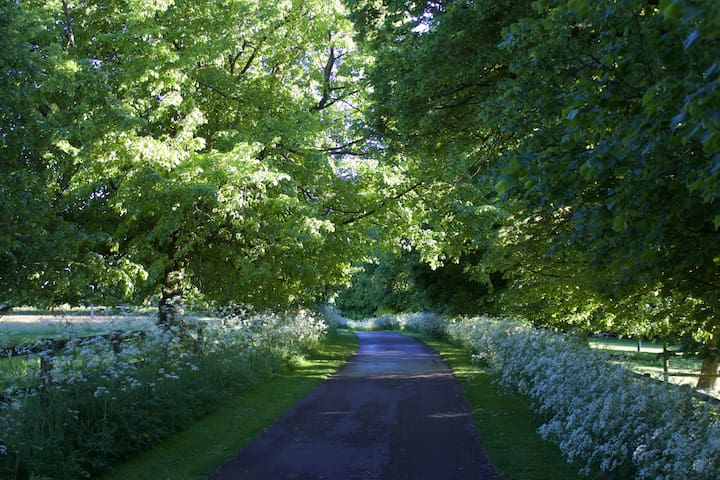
[588,337,664,354]
[360,371,453,380]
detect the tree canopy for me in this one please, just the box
[340,0,720,385]
[3,0,720,385]
[1,0,392,315]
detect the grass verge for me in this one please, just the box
[97,329,358,480]
[404,331,595,480]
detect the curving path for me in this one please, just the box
[207,331,501,480]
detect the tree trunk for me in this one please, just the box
[696,329,719,391]
[158,268,185,330]
[61,0,76,49]
[696,357,719,390]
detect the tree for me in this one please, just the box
[0,0,114,307]
[1,0,388,324]
[347,0,720,388]
[342,0,530,297]
[493,0,720,387]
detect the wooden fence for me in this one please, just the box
[658,346,720,382]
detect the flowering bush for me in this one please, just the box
[437,316,720,479]
[332,310,443,335]
[0,309,328,480]
[320,304,344,332]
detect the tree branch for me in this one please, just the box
[239,42,261,77]
[313,32,337,112]
[337,182,423,225]
[194,79,243,103]
[62,1,76,49]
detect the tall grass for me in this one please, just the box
[97,329,358,480]
[0,309,327,480]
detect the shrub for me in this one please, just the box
[320,304,344,332]
[332,311,442,334]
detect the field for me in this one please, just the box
[0,308,156,346]
[0,309,155,395]
[0,307,230,345]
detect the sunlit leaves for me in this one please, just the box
[1,0,379,311]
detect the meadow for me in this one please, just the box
[0,308,155,345]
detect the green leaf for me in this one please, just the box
[660,0,683,21]
[612,214,626,232]
[579,163,593,181]
[568,0,590,14]
[495,179,511,196]
[687,178,702,193]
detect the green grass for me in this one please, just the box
[0,323,103,345]
[97,329,358,480]
[404,331,597,480]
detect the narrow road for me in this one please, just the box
[207,331,501,480]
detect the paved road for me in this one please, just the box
[207,331,501,480]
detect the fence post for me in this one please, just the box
[111,331,123,354]
[39,350,53,384]
[195,326,204,353]
[39,349,54,407]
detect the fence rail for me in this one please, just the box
[0,325,211,406]
[658,346,720,381]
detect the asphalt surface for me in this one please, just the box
[207,331,501,480]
